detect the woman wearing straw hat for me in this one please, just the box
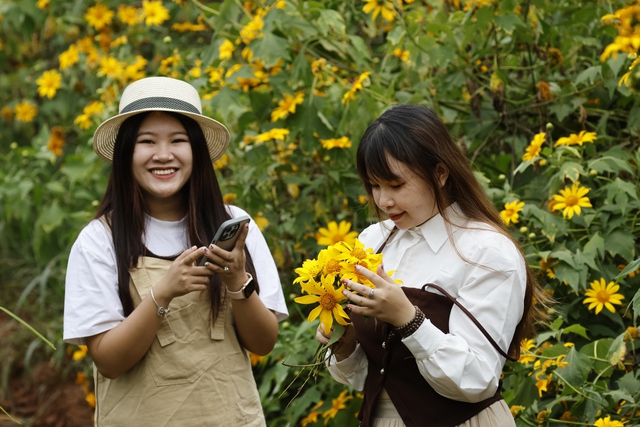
[63,76,288,426]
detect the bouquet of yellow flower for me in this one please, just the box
[293,238,382,336]
[282,239,383,402]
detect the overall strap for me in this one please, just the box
[421,283,519,361]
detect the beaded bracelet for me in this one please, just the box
[394,306,425,339]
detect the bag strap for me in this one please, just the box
[375,226,519,361]
[421,283,519,361]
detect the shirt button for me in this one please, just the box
[380,368,385,375]
[382,342,386,349]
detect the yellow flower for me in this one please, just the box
[522,132,545,161]
[342,71,371,105]
[584,278,624,315]
[293,257,324,285]
[142,0,170,26]
[362,0,396,21]
[316,220,358,246]
[85,4,114,31]
[554,130,597,147]
[214,153,230,169]
[518,338,536,364]
[594,416,624,427]
[392,48,410,62]
[510,405,525,417]
[300,410,321,427]
[322,390,353,422]
[255,128,290,142]
[172,22,206,32]
[72,345,88,361]
[320,136,352,150]
[536,81,553,100]
[47,126,65,156]
[551,182,592,219]
[499,199,525,226]
[1,106,13,122]
[239,15,264,44]
[59,45,80,70]
[15,101,37,123]
[75,372,87,385]
[249,352,265,366]
[110,36,128,48]
[254,212,269,231]
[36,70,62,99]
[219,39,235,60]
[36,0,49,9]
[98,56,125,78]
[118,5,142,25]
[271,92,305,122]
[222,193,237,205]
[122,56,148,82]
[294,273,350,334]
[85,392,96,408]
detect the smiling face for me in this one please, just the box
[132,112,193,218]
[370,155,442,230]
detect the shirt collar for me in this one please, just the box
[404,203,467,253]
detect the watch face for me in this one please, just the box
[243,279,256,299]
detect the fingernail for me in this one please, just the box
[210,244,216,249]
[343,290,347,296]
[354,265,362,270]
[202,247,207,253]
[346,305,352,311]
[342,278,348,284]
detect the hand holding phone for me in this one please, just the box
[198,216,250,266]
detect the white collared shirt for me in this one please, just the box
[63,205,288,345]
[328,204,526,403]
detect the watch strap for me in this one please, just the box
[226,274,254,300]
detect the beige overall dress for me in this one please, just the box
[93,254,266,426]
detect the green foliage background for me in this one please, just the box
[1,0,640,425]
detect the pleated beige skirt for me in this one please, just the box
[371,398,515,427]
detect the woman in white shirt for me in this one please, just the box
[63,77,287,426]
[316,104,547,427]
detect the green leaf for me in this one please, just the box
[549,103,575,122]
[36,201,65,234]
[580,338,613,375]
[606,334,626,367]
[631,288,640,323]
[616,257,640,280]
[558,161,585,182]
[583,232,605,259]
[250,33,291,68]
[494,14,525,33]
[562,324,590,340]
[317,9,346,35]
[604,230,636,261]
[575,66,602,86]
[556,347,592,387]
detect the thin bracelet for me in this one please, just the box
[392,306,425,340]
[150,288,170,317]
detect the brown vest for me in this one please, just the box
[352,284,509,427]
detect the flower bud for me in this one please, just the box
[528,233,536,239]
[519,226,528,233]
[589,169,598,176]
[539,159,548,166]
[10,142,18,149]
[498,174,506,180]
[163,36,172,43]
[546,122,554,130]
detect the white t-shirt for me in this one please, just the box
[327,204,526,403]
[63,205,288,345]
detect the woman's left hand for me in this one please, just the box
[202,223,250,291]
[343,264,416,327]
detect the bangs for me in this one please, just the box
[357,122,415,186]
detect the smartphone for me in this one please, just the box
[198,215,251,266]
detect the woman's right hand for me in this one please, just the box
[316,323,357,361]
[153,246,214,305]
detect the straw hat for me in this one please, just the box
[92,76,229,162]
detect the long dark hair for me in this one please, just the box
[356,104,548,357]
[95,111,258,321]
